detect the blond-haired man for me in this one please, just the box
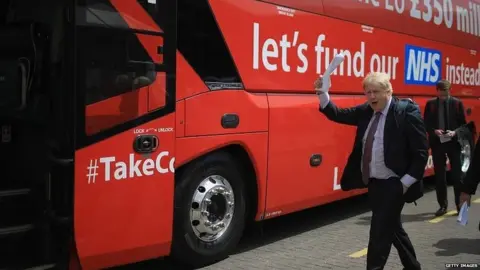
[315,72,428,270]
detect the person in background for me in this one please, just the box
[314,72,428,270]
[423,79,467,217]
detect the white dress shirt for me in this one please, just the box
[319,92,417,187]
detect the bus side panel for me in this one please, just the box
[264,94,365,218]
[321,0,478,50]
[209,0,480,97]
[263,0,480,52]
[175,133,269,221]
[74,115,175,270]
[260,0,324,13]
[184,90,269,136]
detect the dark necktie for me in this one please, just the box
[444,99,449,130]
[362,112,382,185]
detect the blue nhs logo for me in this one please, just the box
[404,44,442,86]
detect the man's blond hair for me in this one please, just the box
[362,72,393,93]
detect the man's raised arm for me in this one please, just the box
[315,76,363,126]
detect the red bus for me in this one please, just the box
[0,0,478,269]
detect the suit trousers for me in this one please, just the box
[431,141,462,210]
[367,178,421,270]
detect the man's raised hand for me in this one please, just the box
[314,76,322,91]
[314,75,331,95]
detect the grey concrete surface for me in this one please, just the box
[116,181,480,270]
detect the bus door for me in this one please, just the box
[73,0,176,269]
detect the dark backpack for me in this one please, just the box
[394,98,424,205]
[394,98,420,129]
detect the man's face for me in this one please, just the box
[437,89,449,100]
[364,84,391,112]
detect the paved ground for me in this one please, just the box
[117,180,480,269]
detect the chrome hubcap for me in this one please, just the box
[459,138,471,173]
[190,175,235,242]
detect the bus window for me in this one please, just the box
[76,0,163,135]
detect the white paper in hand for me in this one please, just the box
[439,134,452,143]
[320,53,345,93]
[457,202,469,226]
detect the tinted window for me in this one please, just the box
[76,0,164,135]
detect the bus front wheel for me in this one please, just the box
[171,152,247,268]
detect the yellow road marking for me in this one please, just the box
[349,198,479,258]
[428,210,457,224]
[349,248,368,258]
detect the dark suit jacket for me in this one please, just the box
[319,97,429,193]
[423,97,466,147]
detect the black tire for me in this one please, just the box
[171,151,247,268]
[446,128,474,185]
